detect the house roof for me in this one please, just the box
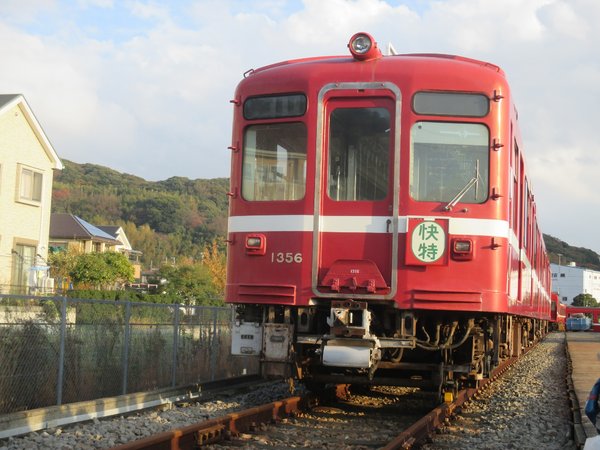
[0,94,63,170]
[97,225,120,237]
[50,213,120,244]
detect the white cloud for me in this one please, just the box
[0,0,58,24]
[538,1,591,40]
[129,1,169,21]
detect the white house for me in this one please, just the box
[551,262,600,305]
[0,94,63,294]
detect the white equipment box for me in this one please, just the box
[231,322,263,356]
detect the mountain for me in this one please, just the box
[544,234,600,271]
[51,160,229,266]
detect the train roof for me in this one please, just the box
[249,52,505,78]
[237,33,508,97]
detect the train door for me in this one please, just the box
[312,83,400,299]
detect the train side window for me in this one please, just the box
[242,122,307,201]
[328,107,390,201]
[409,122,489,203]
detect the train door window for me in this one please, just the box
[242,122,307,201]
[410,122,489,203]
[327,107,390,201]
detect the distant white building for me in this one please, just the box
[551,262,600,305]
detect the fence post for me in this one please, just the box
[121,301,131,395]
[171,305,180,388]
[210,307,218,381]
[56,296,67,406]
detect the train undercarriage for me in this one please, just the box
[232,299,548,401]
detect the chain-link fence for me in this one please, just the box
[0,295,258,415]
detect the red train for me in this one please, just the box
[226,32,552,400]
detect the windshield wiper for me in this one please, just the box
[444,161,480,211]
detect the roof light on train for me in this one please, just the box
[348,32,382,61]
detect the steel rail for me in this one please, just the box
[109,395,312,450]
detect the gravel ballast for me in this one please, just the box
[422,332,577,449]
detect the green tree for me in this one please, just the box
[48,249,78,290]
[572,293,599,307]
[69,252,134,290]
[158,262,222,306]
[103,252,135,287]
[132,195,186,234]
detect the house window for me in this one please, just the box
[18,165,43,203]
[11,244,36,294]
[560,273,566,278]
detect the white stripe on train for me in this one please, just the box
[228,215,510,236]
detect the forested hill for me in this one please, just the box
[51,159,229,266]
[544,234,600,271]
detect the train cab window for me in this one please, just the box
[328,107,390,201]
[410,122,489,203]
[242,122,307,201]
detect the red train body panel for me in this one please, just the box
[226,33,551,397]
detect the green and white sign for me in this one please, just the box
[411,220,446,263]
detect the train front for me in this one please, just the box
[226,33,521,396]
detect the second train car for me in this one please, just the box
[226,32,552,400]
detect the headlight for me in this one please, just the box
[348,32,382,61]
[350,34,372,54]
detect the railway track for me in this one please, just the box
[111,348,530,450]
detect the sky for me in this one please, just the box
[2,0,600,254]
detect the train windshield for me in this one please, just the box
[328,107,391,201]
[242,122,307,201]
[410,122,489,203]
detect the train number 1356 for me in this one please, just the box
[271,252,303,264]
